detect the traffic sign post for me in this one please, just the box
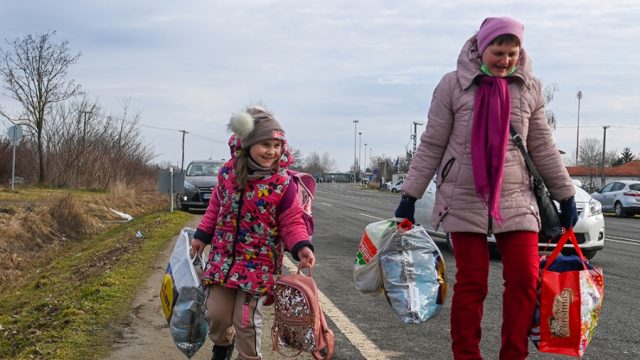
[8,126,23,191]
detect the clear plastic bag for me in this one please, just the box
[160,227,208,358]
[380,224,448,324]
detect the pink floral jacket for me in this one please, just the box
[194,135,310,296]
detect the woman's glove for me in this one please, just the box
[394,194,417,224]
[559,196,578,230]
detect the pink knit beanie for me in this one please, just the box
[477,17,524,54]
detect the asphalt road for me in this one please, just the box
[109,183,640,359]
[308,182,640,359]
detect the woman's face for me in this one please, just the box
[249,139,282,168]
[481,42,520,77]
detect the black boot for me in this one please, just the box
[212,339,234,360]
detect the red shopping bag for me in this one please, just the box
[535,229,604,357]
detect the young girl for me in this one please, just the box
[191,106,316,360]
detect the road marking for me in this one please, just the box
[282,257,389,360]
[606,235,640,242]
[606,238,640,246]
[359,213,385,221]
[320,202,333,206]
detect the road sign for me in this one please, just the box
[8,125,23,144]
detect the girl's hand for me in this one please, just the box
[191,238,206,255]
[297,246,316,268]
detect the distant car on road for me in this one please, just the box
[414,178,605,259]
[388,180,404,193]
[591,180,640,217]
[176,160,224,211]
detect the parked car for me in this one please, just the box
[388,180,404,193]
[414,178,605,259]
[590,180,640,217]
[176,160,224,211]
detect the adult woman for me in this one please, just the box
[394,17,578,359]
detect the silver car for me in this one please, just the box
[590,180,640,217]
[414,178,605,259]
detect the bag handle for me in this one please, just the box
[543,228,588,271]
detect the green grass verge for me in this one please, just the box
[0,210,193,359]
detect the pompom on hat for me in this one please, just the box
[476,16,524,55]
[227,106,285,149]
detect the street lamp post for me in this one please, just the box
[358,131,362,179]
[364,143,368,173]
[353,120,359,183]
[576,90,583,165]
[601,125,610,187]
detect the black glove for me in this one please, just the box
[394,194,416,224]
[559,196,578,230]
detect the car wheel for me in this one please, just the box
[614,202,628,217]
[391,188,398,193]
[176,195,189,212]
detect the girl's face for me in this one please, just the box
[249,139,282,168]
[481,42,520,77]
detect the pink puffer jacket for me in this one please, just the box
[194,135,309,296]
[403,35,575,235]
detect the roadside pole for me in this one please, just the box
[8,125,23,191]
[169,167,174,213]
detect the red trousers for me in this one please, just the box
[450,231,539,360]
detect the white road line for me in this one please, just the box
[606,238,640,246]
[320,202,333,206]
[606,235,640,242]
[359,213,385,221]
[282,257,389,360]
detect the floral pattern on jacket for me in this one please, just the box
[194,135,309,296]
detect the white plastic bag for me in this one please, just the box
[353,219,398,295]
[380,224,448,324]
[160,227,208,358]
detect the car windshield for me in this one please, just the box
[629,183,640,191]
[186,163,220,176]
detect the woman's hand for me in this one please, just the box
[297,246,316,268]
[191,238,206,255]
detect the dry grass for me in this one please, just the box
[0,184,167,285]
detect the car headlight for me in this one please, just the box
[589,199,602,216]
[184,181,196,190]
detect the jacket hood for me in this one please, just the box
[456,34,533,90]
[227,134,294,169]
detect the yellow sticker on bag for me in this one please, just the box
[160,264,178,322]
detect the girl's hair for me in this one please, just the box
[234,146,282,188]
[488,34,521,48]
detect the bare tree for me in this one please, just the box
[571,137,617,190]
[0,31,81,183]
[304,151,336,176]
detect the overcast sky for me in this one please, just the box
[1,1,639,172]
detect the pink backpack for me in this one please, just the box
[271,267,335,359]
[280,170,316,237]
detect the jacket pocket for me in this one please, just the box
[437,157,456,189]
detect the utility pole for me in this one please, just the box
[412,121,424,156]
[353,120,359,183]
[179,129,188,172]
[601,125,610,187]
[576,90,583,165]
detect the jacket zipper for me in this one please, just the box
[224,188,244,284]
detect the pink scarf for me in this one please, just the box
[471,76,511,224]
